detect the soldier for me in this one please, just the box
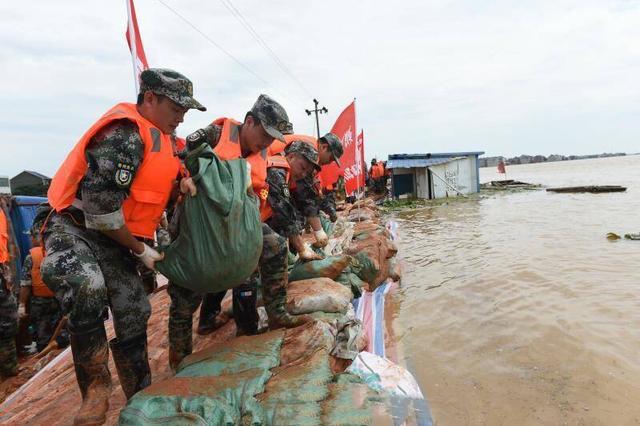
[168,95,320,368]
[197,140,326,336]
[18,224,68,352]
[0,199,17,379]
[267,133,344,244]
[41,68,204,424]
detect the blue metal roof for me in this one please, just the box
[386,157,451,169]
[386,151,485,169]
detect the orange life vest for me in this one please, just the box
[370,163,385,179]
[262,155,290,222]
[0,209,8,263]
[211,118,269,219]
[47,103,180,239]
[30,247,54,298]
[267,134,317,156]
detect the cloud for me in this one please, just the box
[1,0,639,178]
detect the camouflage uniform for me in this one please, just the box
[40,68,204,425]
[170,95,297,366]
[20,254,68,351]
[0,265,17,378]
[41,120,150,337]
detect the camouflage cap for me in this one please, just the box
[319,132,343,167]
[139,68,206,111]
[286,140,321,171]
[250,94,291,142]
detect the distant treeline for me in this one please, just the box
[479,153,627,168]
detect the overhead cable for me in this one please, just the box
[218,0,313,99]
[155,0,304,107]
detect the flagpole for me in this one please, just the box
[126,0,138,95]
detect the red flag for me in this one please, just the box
[497,159,506,174]
[126,0,149,94]
[356,130,365,190]
[320,101,362,196]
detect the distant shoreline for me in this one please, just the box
[479,152,634,168]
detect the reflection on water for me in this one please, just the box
[393,155,640,425]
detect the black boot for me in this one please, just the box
[109,333,151,400]
[232,275,259,336]
[196,292,225,335]
[69,322,112,426]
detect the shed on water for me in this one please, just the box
[386,152,484,199]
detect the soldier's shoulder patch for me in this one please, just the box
[283,186,290,198]
[114,162,135,188]
[260,188,269,200]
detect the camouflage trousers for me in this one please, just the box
[168,223,287,356]
[41,213,150,340]
[0,278,18,377]
[30,296,67,351]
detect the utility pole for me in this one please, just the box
[305,99,328,139]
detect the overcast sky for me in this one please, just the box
[1,0,639,178]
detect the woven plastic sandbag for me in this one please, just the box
[334,271,366,299]
[177,329,284,377]
[289,255,352,282]
[285,278,353,315]
[156,144,262,292]
[321,373,389,426]
[258,349,334,426]
[119,369,270,425]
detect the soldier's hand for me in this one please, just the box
[179,177,197,197]
[299,245,324,261]
[329,213,338,222]
[312,229,329,248]
[134,243,165,270]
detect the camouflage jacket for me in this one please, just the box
[19,255,32,288]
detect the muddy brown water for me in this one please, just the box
[392,155,640,425]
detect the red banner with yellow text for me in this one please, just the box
[319,101,364,196]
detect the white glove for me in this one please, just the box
[313,229,328,248]
[134,243,164,270]
[299,244,323,261]
[18,304,27,319]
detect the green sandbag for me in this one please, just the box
[156,144,263,292]
[335,271,366,299]
[319,214,335,236]
[258,349,333,426]
[289,255,352,282]
[119,369,270,425]
[350,252,378,285]
[177,330,284,377]
[322,374,388,426]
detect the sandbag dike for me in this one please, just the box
[0,197,402,425]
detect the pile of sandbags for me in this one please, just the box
[119,321,380,425]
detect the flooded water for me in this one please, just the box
[392,155,640,425]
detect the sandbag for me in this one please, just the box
[156,144,263,292]
[334,272,367,299]
[289,255,352,282]
[119,369,269,425]
[280,320,337,366]
[321,374,390,426]
[286,278,352,315]
[177,329,284,377]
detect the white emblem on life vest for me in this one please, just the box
[115,169,133,188]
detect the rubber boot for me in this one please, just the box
[109,333,151,399]
[232,275,259,336]
[0,335,18,379]
[69,323,112,426]
[196,292,226,335]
